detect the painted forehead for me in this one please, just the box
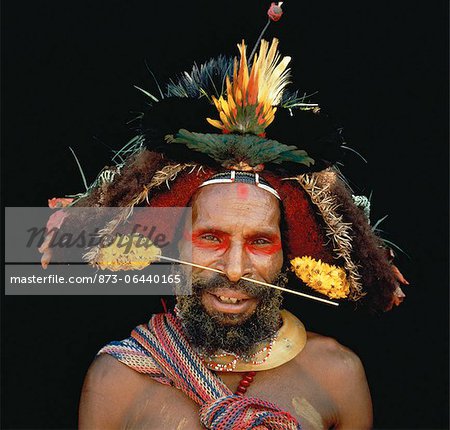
[191,183,281,227]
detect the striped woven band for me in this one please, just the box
[199,171,281,200]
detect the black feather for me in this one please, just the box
[166,56,233,99]
[134,56,344,172]
[138,97,219,165]
[265,107,345,174]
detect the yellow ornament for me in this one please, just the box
[291,256,350,299]
[95,234,161,271]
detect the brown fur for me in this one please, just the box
[317,171,398,312]
[73,150,165,208]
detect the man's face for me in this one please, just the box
[179,183,283,326]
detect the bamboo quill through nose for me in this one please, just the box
[158,255,339,307]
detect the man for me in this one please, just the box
[79,181,372,429]
[41,36,405,429]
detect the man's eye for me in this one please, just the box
[201,234,220,242]
[251,238,271,245]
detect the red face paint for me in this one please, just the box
[236,183,250,200]
[245,234,282,255]
[191,229,230,252]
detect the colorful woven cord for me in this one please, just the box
[98,313,301,430]
[199,395,301,430]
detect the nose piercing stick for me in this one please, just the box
[157,255,339,307]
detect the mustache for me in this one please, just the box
[191,272,287,300]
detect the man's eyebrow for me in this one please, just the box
[192,228,229,236]
[246,231,281,240]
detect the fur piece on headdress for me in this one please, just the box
[288,171,364,301]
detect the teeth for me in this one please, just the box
[218,296,239,304]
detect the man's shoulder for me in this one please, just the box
[81,354,149,410]
[289,331,372,426]
[294,331,366,384]
[80,353,202,429]
[84,353,143,388]
[297,332,372,426]
[83,350,173,397]
[305,331,362,361]
[79,354,163,428]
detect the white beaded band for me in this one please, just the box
[199,171,281,200]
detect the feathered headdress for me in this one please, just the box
[43,14,407,312]
[139,37,343,174]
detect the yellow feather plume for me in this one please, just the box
[207,38,291,135]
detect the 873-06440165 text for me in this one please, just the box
[9,273,182,285]
[5,265,190,295]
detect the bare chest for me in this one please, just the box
[124,368,337,430]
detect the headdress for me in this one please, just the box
[44,5,407,312]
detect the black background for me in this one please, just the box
[2,1,448,429]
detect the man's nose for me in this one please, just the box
[221,242,251,283]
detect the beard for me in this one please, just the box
[175,271,287,356]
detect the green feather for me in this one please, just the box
[166,129,314,167]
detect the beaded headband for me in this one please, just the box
[198,171,281,200]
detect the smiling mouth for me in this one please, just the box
[204,288,257,314]
[209,288,252,301]
[216,295,243,304]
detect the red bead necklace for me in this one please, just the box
[235,371,256,396]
